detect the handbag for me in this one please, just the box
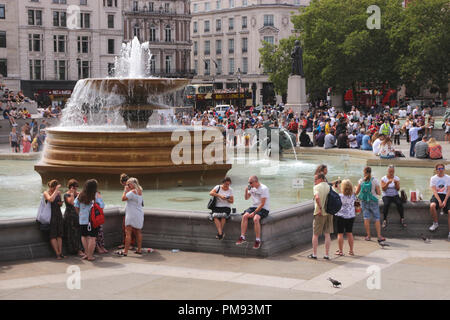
[207,186,220,210]
[400,190,408,203]
[36,195,51,225]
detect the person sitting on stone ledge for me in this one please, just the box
[428,164,450,241]
[299,129,313,147]
[361,131,372,151]
[381,165,406,229]
[236,176,270,250]
[427,138,443,160]
[324,128,336,149]
[314,129,325,147]
[337,131,349,149]
[379,136,395,159]
[209,177,234,240]
[414,136,429,159]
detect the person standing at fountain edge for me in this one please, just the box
[308,173,333,260]
[236,176,270,249]
[117,173,136,250]
[356,167,385,242]
[74,179,105,261]
[428,164,450,240]
[209,177,234,240]
[117,178,144,256]
[63,179,84,258]
[43,180,65,259]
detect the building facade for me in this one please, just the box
[17,0,123,102]
[190,0,310,106]
[0,0,20,92]
[123,0,193,77]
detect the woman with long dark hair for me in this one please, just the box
[74,179,104,261]
[209,177,234,240]
[63,179,84,257]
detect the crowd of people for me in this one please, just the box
[38,160,450,261]
[8,119,48,153]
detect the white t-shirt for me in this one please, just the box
[372,138,382,155]
[125,191,144,229]
[213,185,233,208]
[348,134,358,148]
[381,175,400,197]
[430,174,450,195]
[249,183,270,211]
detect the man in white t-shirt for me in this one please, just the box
[372,135,384,155]
[429,164,450,239]
[236,176,270,249]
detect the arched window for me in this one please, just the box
[149,25,157,42]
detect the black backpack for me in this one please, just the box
[326,184,342,215]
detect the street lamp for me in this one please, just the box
[236,68,242,110]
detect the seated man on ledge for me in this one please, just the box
[414,136,429,159]
[236,175,270,250]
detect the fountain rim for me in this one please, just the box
[45,126,224,135]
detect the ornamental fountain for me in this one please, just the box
[34,38,231,189]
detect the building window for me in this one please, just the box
[108,39,115,54]
[28,34,43,52]
[264,15,274,27]
[108,15,114,29]
[54,60,67,80]
[242,57,248,74]
[204,40,210,55]
[165,56,171,73]
[193,3,198,13]
[165,26,172,42]
[229,0,234,8]
[204,59,210,75]
[216,19,221,32]
[28,10,42,26]
[0,4,5,19]
[242,38,248,53]
[0,31,6,48]
[53,35,66,53]
[216,40,221,54]
[148,2,154,12]
[133,24,141,39]
[29,60,43,80]
[52,0,67,3]
[108,63,115,76]
[79,13,91,28]
[149,55,156,73]
[164,3,170,12]
[205,2,210,11]
[294,0,300,5]
[242,0,248,6]
[228,39,234,54]
[78,60,91,79]
[228,18,234,31]
[0,59,6,77]
[53,11,67,27]
[193,41,198,56]
[228,58,234,75]
[263,36,274,45]
[149,26,157,41]
[133,1,139,11]
[204,20,210,33]
[242,16,247,29]
[216,59,222,75]
[104,0,117,7]
[193,21,198,33]
[77,36,90,53]
[216,0,221,9]
[80,0,88,5]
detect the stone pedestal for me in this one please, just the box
[286,75,308,115]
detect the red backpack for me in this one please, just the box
[89,202,105,229]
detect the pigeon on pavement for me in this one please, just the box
[327,277,341,288]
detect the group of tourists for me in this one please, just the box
[39,174,144,260]
[8,119,47,153]
[310,162,450,259]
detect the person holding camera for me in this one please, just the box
[44,180,64,259]
[236,176,270,249]
[209,177,234,240]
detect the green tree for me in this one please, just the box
[259,36,300,100]
[391,0,450,101]
[291,0,404,106]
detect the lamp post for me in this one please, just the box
[236,68,242,110]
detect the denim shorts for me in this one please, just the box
[361,201,380,221]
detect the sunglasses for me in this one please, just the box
[437,168,445,171]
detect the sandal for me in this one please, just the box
[335,250,344,256]
[378,237,386,242]
[401,219,407,228]
[307,254,317,260]
[117,244,125,249]
[134,250,142,255]
[323,255,330,260]
[348,251,355,256]
[115,250,127,257]
[365,236,371,241]
[87,257,96,261]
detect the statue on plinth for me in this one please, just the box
[291,40,304,77]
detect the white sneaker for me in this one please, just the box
[429,222,439,231]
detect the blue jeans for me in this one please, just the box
[361,201,380,221]
[410,139,418,157]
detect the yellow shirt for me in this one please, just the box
[313,182,330,215]
[325,123,331,135]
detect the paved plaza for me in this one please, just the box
[0,238,449,300]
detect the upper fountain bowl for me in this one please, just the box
[86,78,190,97]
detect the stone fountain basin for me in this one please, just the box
[87,78,190,97]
